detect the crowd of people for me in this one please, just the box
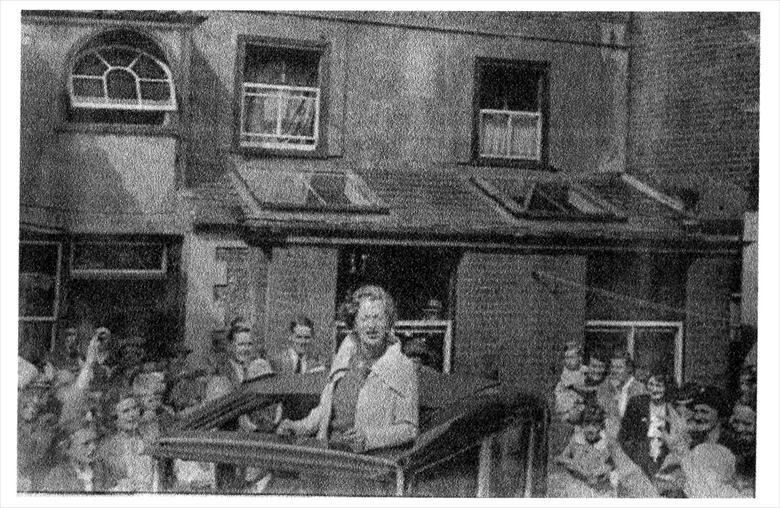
[17,285,419,494]
[17,286,757,497]
[548,341,757,498]
[17,310,324,492]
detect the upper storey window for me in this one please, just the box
[67,30,176,125]
[473,59,549,167]
[237,37,327,155]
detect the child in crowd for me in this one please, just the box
[554,342,588,413]
[554,404,617,496]
[41,423,117,493]
[550,403,658,498]
[96,391,154,492]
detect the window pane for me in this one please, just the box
[106,69,138,100]
[532,183,580,214]
[74,53,107,76]
[72,77,104,98]
[633,328,677,381]
[309,173,350,206]
[508,115,539,158]
[140,81,171,101]
[19,244,58,318]
[133,54,167,79]
[527,189,562,214]
[100,47,138,67]
[243,95,279,135]
[280,96,315,137]
[480,112,507,156]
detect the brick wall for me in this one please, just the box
[265,245,339,360]
[628,12,759,212]
[454,251,587,398]
[213,246,269,351]
[684,255,741,387]
[587,251,689,322]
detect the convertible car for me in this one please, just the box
[148,367,549,497]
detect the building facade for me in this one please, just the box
[19,11,756,398]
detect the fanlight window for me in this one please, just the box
[69,46,177,111]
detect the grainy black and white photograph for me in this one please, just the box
[1,2,778,506]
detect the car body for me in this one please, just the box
[148,367,549,497]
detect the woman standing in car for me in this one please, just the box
[277,285,418,453]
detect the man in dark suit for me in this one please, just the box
[618,371,676,478]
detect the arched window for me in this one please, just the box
[70,46,176,111]
[67,30,177,124]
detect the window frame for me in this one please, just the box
[234,35,330,158]
[69,240,168,279]
[68,44,177,112]
[19,241,63,352]
[471,58,550,169]
[61,30,180,135]
[585,320,684,385]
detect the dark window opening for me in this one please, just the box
[336,247,458,322]
[473,59,548,165]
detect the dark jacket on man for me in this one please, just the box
[618,394,673,477]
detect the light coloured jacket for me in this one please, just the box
[292,335,418,451]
